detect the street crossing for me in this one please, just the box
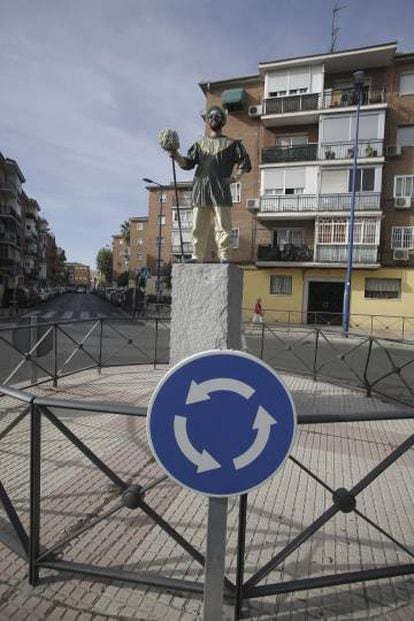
[18,310,123,321]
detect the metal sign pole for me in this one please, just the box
[203,496,228,621]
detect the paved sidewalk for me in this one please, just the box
[1,365,413,620]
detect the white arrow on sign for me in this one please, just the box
[186,378,255,405]
[173,415,221,473]
[233,406,277,471]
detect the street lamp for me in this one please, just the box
[142,178,164,301]
[343,70,365,337]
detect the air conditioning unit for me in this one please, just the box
[394,197,412,209]
[393,248,409,261]
[248,105,263,117]
[386,144,402,157]
[246,198,260,211]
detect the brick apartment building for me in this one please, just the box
[65,262,90,287]
[0,151,68,305]
[114,41,414,324]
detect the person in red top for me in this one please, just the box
[252,298,264,323]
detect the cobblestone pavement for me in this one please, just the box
[1,365,413,620]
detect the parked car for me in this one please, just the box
[38,288,50,302]
[76,287,86,293]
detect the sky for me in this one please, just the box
[1,0,413,269]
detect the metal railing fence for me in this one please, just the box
[0,384,412,619]
[3,315,414,408]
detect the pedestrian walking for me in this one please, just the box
[252,298,264,323]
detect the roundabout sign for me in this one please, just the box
[147,349,297,497]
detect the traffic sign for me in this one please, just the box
[147,349,296,497]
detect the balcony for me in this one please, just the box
[319,193,381,212]
[0,232,18,245]
[320,139,384,161]
[0,181,17,198]
[264,93,320,115]
[262,140,384,164]
[316,245,379,265]
[172,221,192,231]
[256,243,379,266]
[171,242,193,254]
[259,192,381,216]
[260,195,317,215]
[257,244,313,263]
[262,143,318,164]
[262,88,386,126]
[0,205,22,223]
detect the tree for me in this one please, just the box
[117,271,129,287]
[120,220,130,244]
[96,247,113,284]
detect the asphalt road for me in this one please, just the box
[0,294,413,409]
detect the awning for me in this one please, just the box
[221,88,246,110]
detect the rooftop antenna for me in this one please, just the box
[330,2,347,53]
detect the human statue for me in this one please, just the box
[159,105,251,263]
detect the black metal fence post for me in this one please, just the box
[363,337,374,398]
[29,401,41,585]
[260,322,265,360]
[313,329,320,381]
[53,324,58,388]
[98,318,104,375]
[154,318,159,369]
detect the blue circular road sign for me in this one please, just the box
[147,350,297,497]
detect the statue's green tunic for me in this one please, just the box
[179,136,252,207]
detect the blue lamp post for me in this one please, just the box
[343,70,365,337]
[142,177,164,302]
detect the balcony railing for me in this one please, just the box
[319,192,381,211]
[172,221,192,230]
[0,205,22,222]
[260,192,381,214]
[316,245,378,264]
[257,244,313,262]
[0,231,19,244]
[0,182,17,197]
[320,139,383,160]
[260,194,317,213]
[262,143,318,163]
[171,242,193,254]
[263,88,386,116]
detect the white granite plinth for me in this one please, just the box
[170,263,243,365]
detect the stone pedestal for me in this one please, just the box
[170,263,243,365]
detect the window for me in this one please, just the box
[316,217,378,245]
[231,228,240,249]
[137,252,143,260]
[276,134,308,146]
[137,239,143,246]
[394,175,414,197]
[397,126,414,147]
[157,215,166,225]
[274,228,304,247]
[270,275,292,295]
[348,168,375,192]
[230,182,241,203]
[391,227,414,249]
[156,236,165,246]
[160,193,166,203]
[137,222,144,231]
[400,73,414,95]
[365,278,401,299]
[263,167,306,195]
